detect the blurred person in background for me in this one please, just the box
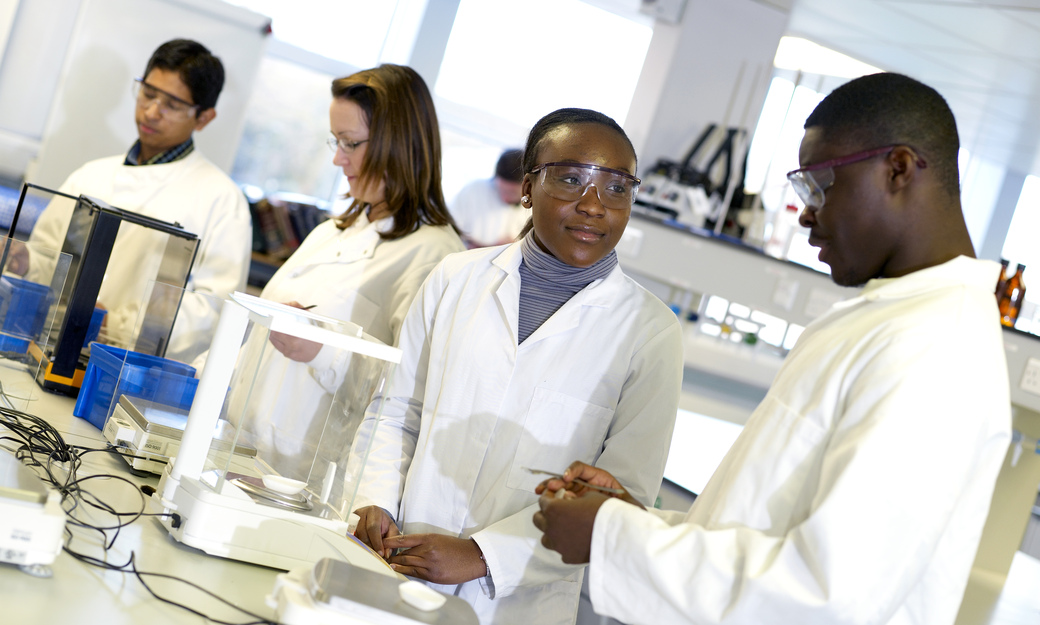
[452,148,529,248]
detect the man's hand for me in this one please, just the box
[534,461,643,508]
[4,240,30,276]
[354,505,400,559]
[533,490,613,565]
[268,300,321,362]
[383,534,487,584]
[532,461,643,565]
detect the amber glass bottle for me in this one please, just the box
[995,258,1010,299]
[1000,263,1026,328]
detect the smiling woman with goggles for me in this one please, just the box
[786,145,927,209]
[529,162,641,210]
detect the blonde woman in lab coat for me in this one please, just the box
[351,108,684,625]
[227,64,464,480]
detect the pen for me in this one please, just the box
[524,467,626,495]
[302,304,318,310]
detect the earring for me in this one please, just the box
[521,195,530,206]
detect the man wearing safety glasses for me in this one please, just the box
[22,39,250,357]
[534,73,1011,625]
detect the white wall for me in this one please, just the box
[0,0,269,188]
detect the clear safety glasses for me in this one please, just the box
[785,145,927,209]
[530,162,641,210]
[132,78,199,119]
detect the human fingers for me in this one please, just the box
[534,476,568,495]
[564,461,626,494]
[354,506,393,557]
[383,533,425,550]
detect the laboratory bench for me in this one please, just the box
[0,360,282,625]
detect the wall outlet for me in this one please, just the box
[1021,357,1040,397]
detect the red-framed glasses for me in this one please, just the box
[786,145,927,209]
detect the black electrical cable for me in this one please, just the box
[1,405,284,625]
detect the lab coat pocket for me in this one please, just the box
[506,387,615,491]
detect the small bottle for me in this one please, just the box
[1000,263,1027,328]
[995,258,1010,299]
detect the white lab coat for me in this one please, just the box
[228,214,464,479]
[589,256,1012,625]
[450,178,529,247]
[27,151,250,358]
[353,240,684,625]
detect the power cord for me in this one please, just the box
[1,404,283,625]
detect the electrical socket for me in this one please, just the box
[1021,357,1040,397]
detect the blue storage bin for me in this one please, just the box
[85,307,106,345]
[0,276,52,353]
[73,343,198,431]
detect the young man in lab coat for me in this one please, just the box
[20,39,250,357]
[533,72,1012,625]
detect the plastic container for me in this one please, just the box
[0,276,52,353]
[85,307,107,345]
[73,343,198,431]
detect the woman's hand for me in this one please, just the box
[383,534,487,584]
[354,505,400,559]
[268,300,322,362]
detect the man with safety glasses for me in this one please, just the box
[534,73,1011,625]
[22,39,250,356]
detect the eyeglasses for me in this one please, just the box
[786,145,927,209]
[132,78,199,119]
[529,162,641,210]
[326,135,369,154]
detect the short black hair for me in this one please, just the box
[805,72,960,197]
[494,149,523,183]
[144,39,225,112]
[522,108,636,174]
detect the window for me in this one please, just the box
[222,0,412,69]
[434,0,652,213]
[435,0,652,134]
[230,55,342,200]
[743,38,881,271]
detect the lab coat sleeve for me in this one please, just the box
[22,171,85,284]
[166,183,251,358]
[587,332,1009,625]
[471,318,684,598]
[349,265,446,516]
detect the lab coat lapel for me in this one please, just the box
[491,243,524,347]
[298,215,383,269]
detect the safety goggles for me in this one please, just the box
[530,162,641,210]
[132,77,199,119]
[786,145,927,209]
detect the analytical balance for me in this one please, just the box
[5,183,198,394]
[153,292,402,572]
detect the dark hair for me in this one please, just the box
[522,108,636,175]
[494,149,524,183]
[517,108,636,238]
[330,64,457,239]
[805,72,960,197]
[144,39,224,112]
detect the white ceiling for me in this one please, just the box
[786,0,1040,178]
